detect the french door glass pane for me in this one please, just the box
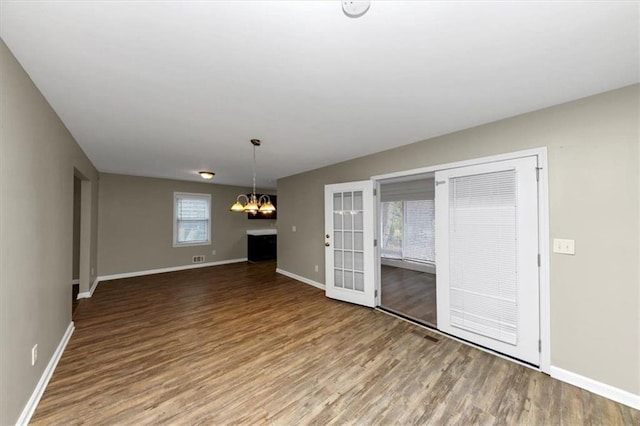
[354,232,363,250]
[332,190,366,294]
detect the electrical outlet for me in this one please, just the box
[91,267,94,275]
[292,226,296,232]
[31,344,38,366]
[553,238,575,255]
[211,250,216,255]
[314,265,319,272]
[192,255,205,263]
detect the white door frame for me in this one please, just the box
[324,180,377,307]
[371,147,550,373]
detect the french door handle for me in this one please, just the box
[324,242,330,247]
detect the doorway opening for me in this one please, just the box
[72,175,81,316]
[324,148,550,371]
[378,175,437,327]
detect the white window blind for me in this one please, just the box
[381,200,435,263]
[381,201,403,259]
[174,193,211,246]
[404,200,435,262]
[448,170,518,344]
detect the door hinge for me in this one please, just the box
[535,167,542,182]
[374,239,377,247]
[435,180,446,186]
[373,188,377,196]
[538,339,542,352]
[375,289,378,297]
[537,254,541,267]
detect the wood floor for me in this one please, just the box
[380,265,436,326]
[32,262,638,425]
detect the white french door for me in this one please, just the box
[324,181,376,307]
[435,156,540,365]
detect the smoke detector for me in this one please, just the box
[342,1,371,18]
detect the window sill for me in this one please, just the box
[173,241,211,248]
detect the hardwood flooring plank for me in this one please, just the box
[380,265,437,326]
[31,262,638,425]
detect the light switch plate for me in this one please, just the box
[553,238,575,255]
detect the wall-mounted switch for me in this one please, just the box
[553,238,575,255]
[292,226,297,232]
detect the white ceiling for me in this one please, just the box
[1,1,638,189]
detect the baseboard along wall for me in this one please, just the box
[77,258,249,299]
[276,268,325,290]
[550,366,640,410]
[16,322,75,426]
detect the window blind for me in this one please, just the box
[404,200,435,262]
[381,201,403,258]
[175,193,210,245]
[448,170,518,345]
[381,200,435,263]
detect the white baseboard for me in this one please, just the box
[16,322,75,426]
[77,277,99,300]
[77,258,248,299]
[276,268,325,290]
[550,366,640,410]
[381,258,436,274]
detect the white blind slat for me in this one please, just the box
[448,170,518,345]
[175,194,210,244]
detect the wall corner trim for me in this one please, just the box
[77,277,99,300]
[16,322,75,426]
[550,366,640,410]
[276,268,325,290]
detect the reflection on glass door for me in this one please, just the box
[379,178,437,326]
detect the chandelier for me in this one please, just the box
[230,139,276,215]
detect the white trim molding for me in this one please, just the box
[97,258,248,284]
[77,277,99,299]
[372,147,551,374]
[550,366,640,410]
[276,268,325,290]
[16,322,75,426]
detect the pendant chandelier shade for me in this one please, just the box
[230,139,276,215]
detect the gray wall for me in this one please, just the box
[98,173,276,276]
[277,85,639,396]
[0,40,99,424]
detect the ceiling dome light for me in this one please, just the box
[342,1,371,18]
[199,171,215,180]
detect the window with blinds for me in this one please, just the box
[448,170,518,344]
[173,192,211,246]
[381,200,434,263]
[381,201,403,258]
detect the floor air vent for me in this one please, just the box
[411,329,439,343]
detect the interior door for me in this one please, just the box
[325,180,376,307]
[435,156,540,365]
